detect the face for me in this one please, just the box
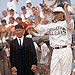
[32,7,36,15]
[27,3,32,8]
[53,12,64,21]
[10,0,13,2]
[39,42,43,46]
[22,9,27,14]
[2,22,7,26]
[10,11,14,16]
[16,19,22,24]
[15,28,24,38]
[9,18,14,24]
[2,11,7,17]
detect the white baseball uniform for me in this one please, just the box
[34,19,74,75]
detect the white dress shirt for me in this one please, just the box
[8,13,19,20]
[17,36,24,46]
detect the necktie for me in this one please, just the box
[19,39,21,46]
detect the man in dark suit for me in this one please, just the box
[10,24,37,75]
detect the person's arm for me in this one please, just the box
[43,51,50,60]
[64,2,70,23]
[5,25,14,31]
[50,0,58,8]
[10,41,17,72]
[16,0,19,2]
[64,2,74,30]
[34,7,40,25]
[28,38,37,71]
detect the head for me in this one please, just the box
[21,6,27,14]
[9,9,14,16]
[27,2,32,8]
[32,7,38,15]
[2,11,7,17]
[43,7,52,14]
[53,7,65,21]
[26,0,32,8]
[15,25,24,38]
[1,19,7,26]
[40,3,47,9]
[10,0,13,2]
[9,17,15,24]
[38,38,44,46]
[26,19,33,25]
[16,17,22,24]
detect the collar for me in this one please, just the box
[17,36,24,40]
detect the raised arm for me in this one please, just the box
[16,0,19,2]
[50,0,58,8]
[64,2,70,23]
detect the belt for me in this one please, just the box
[53,45,67,49]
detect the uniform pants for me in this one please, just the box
[50,46,72,75]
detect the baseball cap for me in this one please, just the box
[15,25,24,29]
[53,7,65,14]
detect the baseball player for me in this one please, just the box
[26,2,74,74]
[31,2,74,75]
[48,2,74,75]
[47,2,74,75]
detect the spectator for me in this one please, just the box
[2,10,9,24]
[38,38,50,65]
[16,17,28,36]
[26,0,33,18]
[5,17,17,38]
[21,6,28,22]
[1,20,7,43]
[7,0,19,13]
[8,9,19,20]
[38,38,50,75]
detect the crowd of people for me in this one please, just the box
[0,0,75,75]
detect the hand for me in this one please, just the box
[11,67,17,72]
[43,56,46,60]
[31,65,37,72]
[64,2,68,9]
[35,7,40,15]
[50,4,54,8]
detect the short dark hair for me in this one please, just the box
[9,17,15,20]
[1,19,6,23]
[10,9,14,12]
[16,17,22,21]
[38,38,44,44]
[21,6,26,10]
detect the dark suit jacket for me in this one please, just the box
[10,37,37,75]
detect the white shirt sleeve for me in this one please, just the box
[66,19,74,30]
[5,24,11,28]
